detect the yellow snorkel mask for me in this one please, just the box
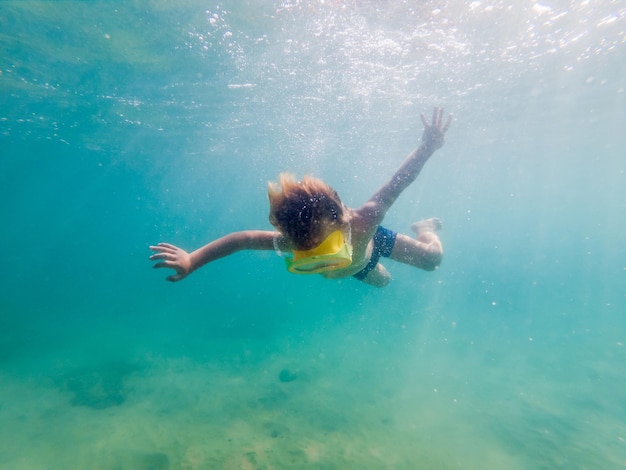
[285,228,353,274]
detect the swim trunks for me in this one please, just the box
[353,226,397,280]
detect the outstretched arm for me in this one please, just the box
[150,230,277,282]
[357,107,452,225]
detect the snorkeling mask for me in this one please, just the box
[285,228,352,274]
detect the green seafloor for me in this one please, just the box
[1,1,625,468]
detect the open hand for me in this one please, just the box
[420,107,452,151]
[149,243,192,282]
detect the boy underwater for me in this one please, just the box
[150,107,452,288]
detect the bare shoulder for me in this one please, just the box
[348,204,380,241]
[351,202,384,232]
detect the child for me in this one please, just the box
[150,107,452,287]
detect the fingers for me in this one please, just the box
[423,107,447,128]
[149,243,188,281]
[442,113,453,133]
[152,261,175,269]
[150,243,178,253]
[149,251,177,261]
[423,107,452,133]
[150,243,186,277]
[434,107,445,127]
[150,243,180,264]
[154,261,185,281]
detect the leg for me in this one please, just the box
[410,217,442,235]
[390,218,443,271]
[358,263,392,287]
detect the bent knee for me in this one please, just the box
[422,247,443,271]
[421,257,441,271]
[362,264,392,287]
[370,275,391,287]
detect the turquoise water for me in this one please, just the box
[1,1,625,468]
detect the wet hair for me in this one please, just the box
[268,173,344,250]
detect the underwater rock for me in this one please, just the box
[278,368,297,383]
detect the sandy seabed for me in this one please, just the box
[1,319,625,470]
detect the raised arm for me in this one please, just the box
[150,230,277,282]
[358,107,452,225]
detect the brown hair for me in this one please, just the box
[268,173,344,250]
